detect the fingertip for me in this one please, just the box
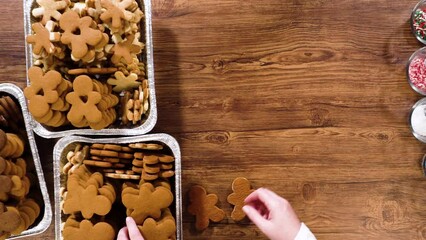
[126,217,134,224]
[242,205,250,214]
[117,227,129,240]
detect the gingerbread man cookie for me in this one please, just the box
[26,22,60,55]
[60,10,103,60]
[32,0,69,24]
[65,75,102,127]
[227,177,254,221]
[100,0,133,32]
[188,185,225,231]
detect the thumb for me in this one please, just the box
[243,205,270,232]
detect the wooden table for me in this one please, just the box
[1,0,425,239]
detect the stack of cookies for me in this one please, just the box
[25,0,150,130]
[0,95,42,239]
[61,141,177,240]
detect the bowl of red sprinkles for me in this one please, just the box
[411,0,426,44]
[407,47,426,95]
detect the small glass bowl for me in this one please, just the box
[409,98,426,143]
[411,0,426,44]
[407,47,426,95]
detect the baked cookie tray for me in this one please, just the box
[53,134,182,240]
[23,0,157,138]
[0,84,52,239]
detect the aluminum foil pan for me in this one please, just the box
[23,0,157,138]
[53,134,182,240]
[0,83,52,239]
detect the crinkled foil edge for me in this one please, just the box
[0,83,53,239]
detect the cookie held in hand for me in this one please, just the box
[187,185,225,231]
[227,177,254,221]
[122,182,173,224]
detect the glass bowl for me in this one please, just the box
[406,47,426,95]
[411,0,426,44]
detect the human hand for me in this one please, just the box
[243,188,301,240]
[117,217,145,240]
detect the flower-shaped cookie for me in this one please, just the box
[24,66,62,118]
[122,182,173,224]
[110,34,142,64]
[107,71,140,92]
[63,184,112,219]
[63,219,115,240]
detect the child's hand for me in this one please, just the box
[243,188,301,240]
[117,217,145,240]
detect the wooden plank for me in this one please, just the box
[0,0,425,239]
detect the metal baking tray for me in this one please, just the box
[53,134,182,240]
[23,0,157,138]
[0,83,52,239]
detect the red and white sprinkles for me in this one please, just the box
[409,56,426,93]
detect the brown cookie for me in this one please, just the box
[62,219,115,240]
[227,177,254,221]
[139,209,176,240]
[122,183,173,224]
[105,173,140,180]
[0,203,22,233]
[32,0,69,24]
[129,143,163,151]
[63,184,112,219]
[188,185,225,231]
[59,10,103,60]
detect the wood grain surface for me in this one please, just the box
[0,0,425,239]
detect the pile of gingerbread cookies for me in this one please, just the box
[0,95,42,239]
[24,0,149,130]
[60,142,176,240]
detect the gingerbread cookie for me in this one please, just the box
[0,203,21,234]
[32,0,69,24]
[24,66,62,117]
[65,75,103,128]
[110,34,142,64]
[122,182,173,224]
[26,22,60,55]
[62,219,115,240]
[227,177,254,221]
[188,185,225,231]
[107,71,140,92]
[139,209,176,240]
[59,10,103,60]
[63,184,112,219]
